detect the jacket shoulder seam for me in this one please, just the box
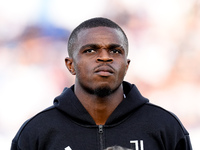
[145,102,189,135]
[14,105,55,142]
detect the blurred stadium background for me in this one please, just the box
[0,0,199,149]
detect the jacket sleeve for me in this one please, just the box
[175,135,193,150]
[10,119,30,150]
[11,140,20,150]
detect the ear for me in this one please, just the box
[65,57,76,75]
[125,59,131,75]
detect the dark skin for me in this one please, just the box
[65,27,130,125]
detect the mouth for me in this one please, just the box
[94,66,114,77]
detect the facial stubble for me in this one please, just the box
[78,78,121,98]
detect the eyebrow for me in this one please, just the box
[80,43,125,51]
[108,44,125,51]
[80,44,100,50]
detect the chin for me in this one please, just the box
[93,86,112,97]
[93,82,122,97]
[79,79,122,97]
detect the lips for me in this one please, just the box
[94,66,114,76]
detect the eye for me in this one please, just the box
[84,49,96,53]
[110,49,122,54]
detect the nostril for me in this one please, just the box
[97,58,113,62]
[97,58,103,62]
[107,59,113,62]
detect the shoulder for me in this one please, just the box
[12,105,57,141]
[143,103,193,149]
[141,102,189,135]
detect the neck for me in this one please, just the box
[75,83,124,125]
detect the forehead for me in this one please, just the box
[76,27,126,48]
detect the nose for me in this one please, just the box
[96,49,113,63]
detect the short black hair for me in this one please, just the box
[67,17,128,57]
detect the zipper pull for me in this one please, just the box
[98,125,103,133]
[98,125,104,150]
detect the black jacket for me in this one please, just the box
[11,81,192,150]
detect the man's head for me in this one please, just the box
[68,17,128,58]
[65,17,130,97]
[104,146,132,150]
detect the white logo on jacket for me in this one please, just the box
[130,140,144,150]
[65,146,72,150]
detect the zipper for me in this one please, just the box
[98,125,104,150]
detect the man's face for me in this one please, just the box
[66,27,130,97]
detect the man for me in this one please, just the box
[11,17,192,150]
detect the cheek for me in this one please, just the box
[74,61,90,78]
[118,62,129,77]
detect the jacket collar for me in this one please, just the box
[54,81,149,126]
